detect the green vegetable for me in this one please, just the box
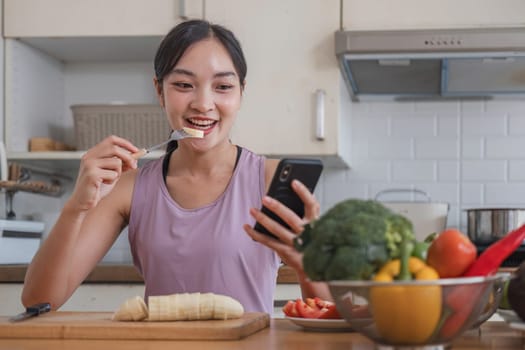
[411,232,437,261]
[295,199,415,281]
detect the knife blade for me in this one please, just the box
[9,302,51,322]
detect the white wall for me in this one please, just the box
[318,96,525,234]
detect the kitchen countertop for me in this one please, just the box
[0,264,299,284]
[0,319,523,350]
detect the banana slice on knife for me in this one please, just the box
[112,292,244,322]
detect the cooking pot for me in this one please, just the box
[375,188,449,241]
[466,208,525,244]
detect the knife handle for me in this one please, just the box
[27,302,51,315]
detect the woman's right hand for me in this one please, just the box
[69,135,139,211]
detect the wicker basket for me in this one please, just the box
[71,104,171,150]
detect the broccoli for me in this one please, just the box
[295,199,414,281]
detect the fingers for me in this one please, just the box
[81,157,125,185]
[248,179,321,240]
[71,136,140,210]
[291,179,320,224]
[243,223,302,263]
[83,135,139,172]
[261,196,305,234]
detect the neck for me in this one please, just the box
[169,142,238,176]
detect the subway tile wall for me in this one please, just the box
[318,98,525,234]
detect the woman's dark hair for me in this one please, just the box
[155,19,247,153]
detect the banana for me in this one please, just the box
[111,293,244,322]
[182,127,204,138]
[111,295,148,321]
[148,292,244,321]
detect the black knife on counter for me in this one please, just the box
[9,302,51,322]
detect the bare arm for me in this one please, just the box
[244,158,332,301]
[22,136,139,309]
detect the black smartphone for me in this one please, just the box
[254,158,323,238]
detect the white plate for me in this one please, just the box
[497,309,525,331]
[285,316,353,332]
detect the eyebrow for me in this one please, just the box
[172,68,237,79]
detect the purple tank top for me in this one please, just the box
[128,148,280,314]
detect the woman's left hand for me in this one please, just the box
[243,179,320,272]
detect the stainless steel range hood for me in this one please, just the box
[335,27,525,101]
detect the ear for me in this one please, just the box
[153,77,165,108]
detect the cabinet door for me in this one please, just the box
[206,0,347,164]
[4,0,203,37]
[342,0,525,30]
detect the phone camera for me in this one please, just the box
[279,164,292,182]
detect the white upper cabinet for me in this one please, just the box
[206,0,350,167]
[4,0,203,37]
[342,0,525,30]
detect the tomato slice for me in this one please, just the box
[314,297,333,309]
[284,298,342,319]
[282,300,299,317]
[305,298,318,309]
[296,299,323,318]
[318,304,342,319]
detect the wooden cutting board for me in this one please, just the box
[0,312,270,340]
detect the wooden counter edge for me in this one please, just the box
[0,264,299,284]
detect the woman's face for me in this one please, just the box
[156,38,243,151]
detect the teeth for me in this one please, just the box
[188,118,215,127]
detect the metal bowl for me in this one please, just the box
[466,208,525,244]
[328,274,507,349]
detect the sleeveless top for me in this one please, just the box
[128,147,281,314]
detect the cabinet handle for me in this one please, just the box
[315,89,325,141]
[179,0,188,20]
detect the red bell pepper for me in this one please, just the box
[437,224,525,338]
[439,283,484,339]
[463,223,525,277]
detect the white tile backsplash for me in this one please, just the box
[509,161,525,181]
[391,112,436,137]
[319,98,525,234]
[415,137,458,159]
[368,136,413,159]
[485,183,525,205]
[437,114,459,136]
[392,160,436,182]
[462,137,484,159]
[461,160,507,181]
[437,161,459,181]
[508,113,525,135]
[486,137,525,159]
[462,113,507,136]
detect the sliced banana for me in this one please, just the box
[148,292,244,321]
[111,295,148,321]
[112,292,244,322]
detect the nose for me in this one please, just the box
[190,87,214,113]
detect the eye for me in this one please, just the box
[173,82,193,90]
[216,84,234,91]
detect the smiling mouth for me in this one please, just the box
[186,118,217,130]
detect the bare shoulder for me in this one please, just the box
[263,158,281,192]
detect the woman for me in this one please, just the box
[22,20,330,314]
